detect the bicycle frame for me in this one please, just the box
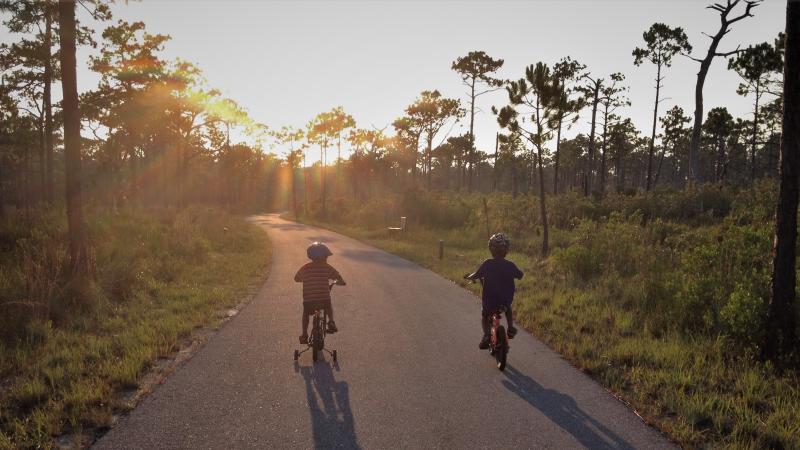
[491,310,504,342]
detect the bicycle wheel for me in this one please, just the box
[311,317,320,362]
[494,325,508,371]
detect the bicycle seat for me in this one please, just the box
[306,302,327,313]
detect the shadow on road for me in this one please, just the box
[339,249,416,269]
[299,362,361,450]
[502,365,635,450]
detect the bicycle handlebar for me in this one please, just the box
[328,280,346,290]
[464,274,484,286]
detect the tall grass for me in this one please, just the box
[300,180,800,449]
[0,206,270,448]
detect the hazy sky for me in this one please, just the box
[5,1,788,161]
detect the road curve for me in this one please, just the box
[94,214,675,450]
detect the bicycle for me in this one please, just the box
[487,306,509,371]
[465,275,510,371]
[293,281,342,363]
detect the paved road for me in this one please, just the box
[95,214,675,450]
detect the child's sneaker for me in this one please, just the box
[479,334,490,349]
[507,326,518,339]
[299,335,308,345]
[326,321,338,333]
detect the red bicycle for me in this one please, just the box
[487,306,509,371]
[465,275,510,371]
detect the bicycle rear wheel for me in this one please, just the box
[494,325,508,371]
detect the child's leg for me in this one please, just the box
[506,307,514,329]
[302,309,309,336]
[325,303,334,322]
[481,312,491,336]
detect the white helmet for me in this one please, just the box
[488,233,510,255]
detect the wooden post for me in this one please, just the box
[438,239,444,259]
[400,216,407,232]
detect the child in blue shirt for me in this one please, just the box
[465,233,524,349]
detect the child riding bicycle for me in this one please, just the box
[464,233,524,349]
[295,242,346,344]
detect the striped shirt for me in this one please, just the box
[294,261,343,303]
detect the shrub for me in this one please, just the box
[674,221,771,344]
[400,188,472,229]
[552,213,653,282]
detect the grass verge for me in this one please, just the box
[0,206,270,448]
[295,214,799,450]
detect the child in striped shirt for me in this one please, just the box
[295,242,346,344]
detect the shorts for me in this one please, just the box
[303,300,332,316]
[482,299,511,316]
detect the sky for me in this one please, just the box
[3,0,788,162]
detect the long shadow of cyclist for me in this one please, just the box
[298,361,361,450]
[502,365,636,450]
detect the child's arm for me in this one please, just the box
[294,266,305,282]
[464,261,487,280]
[329,266,346,285]
[513,262,524,280]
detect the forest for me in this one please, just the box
[0,0,798,448]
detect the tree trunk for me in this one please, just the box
[426,135,433,188]
[646,64,662,191]
[320,144,326,216]
[751,83,761,183]
[22,140,30,209]
[38,111,46,202]
[292,166,298,218]
[653,146,667,186]
[688,4,747,185]
[763,0,799,365]
[410,134,419,183]
[468,76,476,192]
[44,1,54,203]
[0,162,4,218]
[599,105,609,197]
[554,116,562,194]
[303,162,310,216]
[58,0,90,277]
[536,144,549,255]
[585,84,600,196]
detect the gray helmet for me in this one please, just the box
[307,242,333,259]
[488,233,510,254]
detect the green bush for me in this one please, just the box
[400,188,472,229]
[552,213,653,282]
[674,221,772,344]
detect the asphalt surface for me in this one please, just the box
[94,214,676,450]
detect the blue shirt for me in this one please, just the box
[472,258,524,309]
